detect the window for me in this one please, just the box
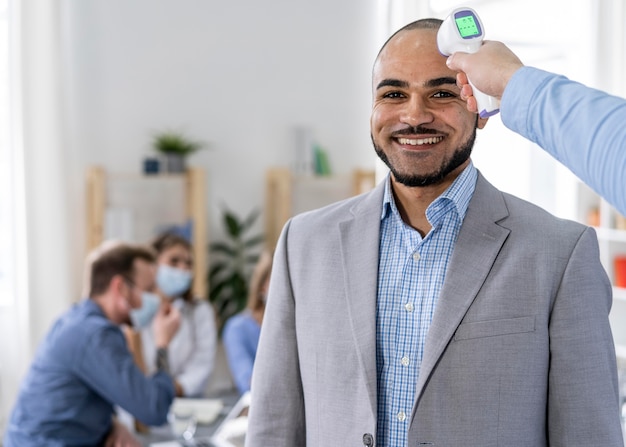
[0,0,22,308]
[0,0,12,306]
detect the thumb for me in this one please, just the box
[446,52,468,71]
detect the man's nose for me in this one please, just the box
[400,96,434,127]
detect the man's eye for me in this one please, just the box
[382,91,405,99]
[432,91,456,99]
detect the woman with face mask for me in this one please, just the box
[139,232,217,399]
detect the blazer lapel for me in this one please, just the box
[338,182,385,418]
[413,173,511,409]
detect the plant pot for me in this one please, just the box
[165,154,186,173]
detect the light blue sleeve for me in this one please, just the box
[222,314,259,394]
[501,66,626,215]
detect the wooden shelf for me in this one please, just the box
[264,168,376,249]
[86,166,208,298]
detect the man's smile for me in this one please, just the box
[397,136,444,146]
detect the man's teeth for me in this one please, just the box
[398,136,443,145]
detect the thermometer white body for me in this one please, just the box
[437,7,500,118]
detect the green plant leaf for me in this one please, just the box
[211,242,238,257]
[152,130,204,155]
[245,254,261,265]
[224,212,243,238]
[243,234,265,248]
[241,209,261,231]
[208,206,264,333]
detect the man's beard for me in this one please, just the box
[372,124,477,187]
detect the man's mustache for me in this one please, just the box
[392,126,441,136]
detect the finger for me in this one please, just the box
[460,83,473,100]
[466,96,478,113]
[456,71,469,87]
[446,51,467,71]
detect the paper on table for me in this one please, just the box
[211,392,251,447]
[170,398,224,425]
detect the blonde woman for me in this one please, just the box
[222,249,272,394]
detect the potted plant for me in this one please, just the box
[208,207,265,333]
[152,130,205,173]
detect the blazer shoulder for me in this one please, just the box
[472,173,590,241]
[500,190,589,240]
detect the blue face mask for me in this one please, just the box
[130,291,160,328]
[157,264,193,298]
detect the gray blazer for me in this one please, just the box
[246,172,623,447]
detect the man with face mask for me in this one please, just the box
[246,18,622,447]
[4,244,181,447]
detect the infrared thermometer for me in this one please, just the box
[437,7,500,118]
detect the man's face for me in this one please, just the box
[370,28,487,187]
[124,259,157,310]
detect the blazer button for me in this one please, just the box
[363,433,374,446]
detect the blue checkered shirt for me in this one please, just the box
[375,163,477,447]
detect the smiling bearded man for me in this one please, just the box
[245,17,623,447]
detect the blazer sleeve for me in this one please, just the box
[246,220,306,446]
[547,226,623,445]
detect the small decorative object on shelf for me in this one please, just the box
[143,157,160,175]
[587,207,600,227]
[313,144,331,176]
[616,213,626,231]
[615,256,626,288]
[152,130,205,173]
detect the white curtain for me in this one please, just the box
[0,0,29,432]
[0,0,73,432]
[20,0,74,335]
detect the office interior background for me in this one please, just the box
[0,0,625,435]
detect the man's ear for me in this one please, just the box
[477,116,489,129]
[110,274,127,297]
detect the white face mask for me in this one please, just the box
[156,264,193,298]
[129,291,160,328]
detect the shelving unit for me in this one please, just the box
[264,168,376,249]
[85,166,208,298]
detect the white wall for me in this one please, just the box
[59,0,379,298]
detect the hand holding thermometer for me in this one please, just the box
[437,7,500,118]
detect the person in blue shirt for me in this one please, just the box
[222,249,272,394]
[446,40,626,215]
[3,244,181,447]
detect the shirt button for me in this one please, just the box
[404,302,414,312]
[413,252,420,261]
[397,411,406,422]
[401,356,410,366]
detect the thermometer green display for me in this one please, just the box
[437,7,500,117]
[455,15,480,38]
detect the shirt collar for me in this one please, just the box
[381,161,477,222]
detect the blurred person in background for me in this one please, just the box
[4,244,180,446]
[222,249,273,394]
[138,232,217,398]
